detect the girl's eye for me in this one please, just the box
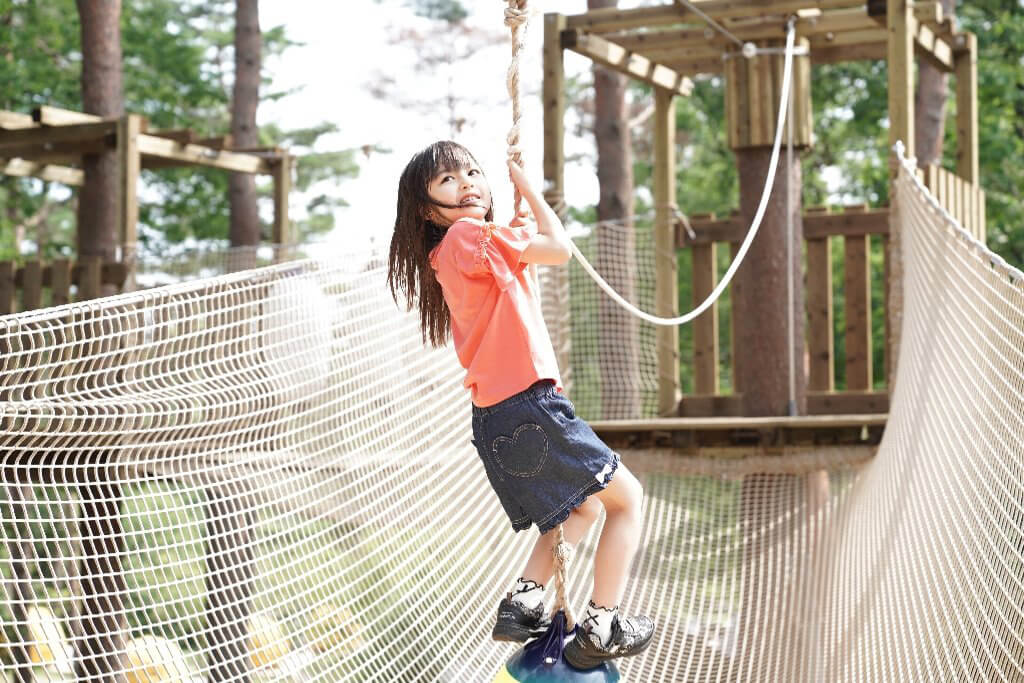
[468,169,480,176]
[440,175,454,183]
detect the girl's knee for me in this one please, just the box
[574,496,602,525]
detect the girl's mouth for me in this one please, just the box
[459,195,482,206]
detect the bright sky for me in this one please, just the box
[258,1,620,252]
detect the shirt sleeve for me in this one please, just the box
[453,220,532,290]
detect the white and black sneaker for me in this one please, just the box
[563,613,655,670]
[491,597,551,643]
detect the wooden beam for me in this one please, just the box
[2,159,83,185]
[912,17,952,71]
[136,134,271,174]
[563,30,693,96]
[886,0,914,391]
[271,154,292,245]
[955,33,978,184]
[803,207,890,237]
[0,121,117,151]
[655,88,679,416]
[811,42,888,63]
[543,13,567,210]
[118,114,142,291]
[0,111,34,130]
[32,106,103,126]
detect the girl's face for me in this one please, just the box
[427,164,491,225]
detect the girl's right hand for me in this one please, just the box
[507,159,534,197]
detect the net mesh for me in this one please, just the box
[0,158,1021,681]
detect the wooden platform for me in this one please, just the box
[591,414,886,450]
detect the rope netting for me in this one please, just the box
[0,151,1021,681]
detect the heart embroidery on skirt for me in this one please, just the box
[491,423,549,478]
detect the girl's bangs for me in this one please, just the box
[429,142,478,175]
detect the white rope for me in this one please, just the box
[566,20,800,327]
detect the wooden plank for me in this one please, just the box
[592,412,887,432]
[0,121,117,150]
[678,394,744,418]
[32,106,103,126]
[812,42,888,63]
[955,33,978,184]
[806,238,834,391]
[0,261,14,315]
[20,261,42,311]
[844,235,873,390]
[808,390,888,415]
[912,18,953,72]
[51,259,72,306]
[804,207,890,237]
[136,134,271,174]
[692,243,719,394]
[272,154,292,245]
[563,30,693,96]
[1,159,84,185]
[0,110,34,129]
[654,88,679,416]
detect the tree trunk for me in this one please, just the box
[588,0,639,419]
[914,0,955,166]
[229,0,261,251]
[76,0,123,265]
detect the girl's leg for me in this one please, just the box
[518,463,644,605]
[587,464,644,607]
[519,495,602,585]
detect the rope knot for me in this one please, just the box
[504,6,529,29]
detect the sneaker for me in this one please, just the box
[491,597,551,643]
[563,613,655,670]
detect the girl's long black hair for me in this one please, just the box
[387,141,493,347]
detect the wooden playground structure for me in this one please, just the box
[0,105,293,309]
[541,0,985,444]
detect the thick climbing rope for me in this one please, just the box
[571,20,801,327]
[503,3,802,327]
[504,0,577,632]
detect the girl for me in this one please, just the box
[387,141,653,669]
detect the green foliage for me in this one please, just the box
[0,0,358,262]
[958,0,1024,267]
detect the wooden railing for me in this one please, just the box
[0,258,128,314]
[678,204,890,416]
[922,163,986,243]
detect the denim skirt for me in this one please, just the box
[471,380,620,534]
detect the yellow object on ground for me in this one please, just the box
[249,613,291,668]
[26,606,72,673]
[310,604,364,653]
[124,635,193,682]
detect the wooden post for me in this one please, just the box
[692,243,719,395]
[543,13,572,390]
[0,261,15,315]
[271,152,292,246]
[844,235,873,390]
[653,88,678,416]
[886,0,914,390]
[806,234,834,392]
[117,114,142,292]
[20,261,42,311]
[954,34,978,185]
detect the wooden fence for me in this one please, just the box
[0,258,128,314]
[679,204,890,416]
[922,163,986,243]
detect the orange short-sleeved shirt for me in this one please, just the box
[429,217,563,407]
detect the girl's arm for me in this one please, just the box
[508,160,572,266]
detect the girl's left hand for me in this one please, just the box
[509,208,534,228]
